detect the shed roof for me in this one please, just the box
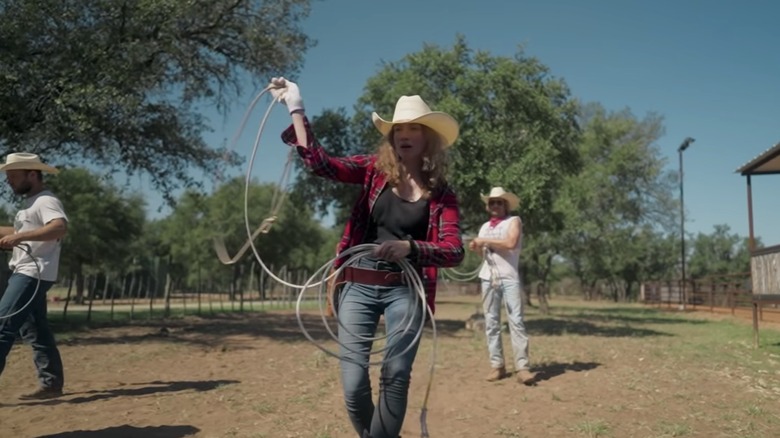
[737,142,780,176]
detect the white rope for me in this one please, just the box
[212,85,335,288]
[440,237,482,282]
[441,264,481,282]
[480,246,505,310]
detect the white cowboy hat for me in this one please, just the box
[372,95,459,147]
[0,152,59,174]
[481,187,520,211]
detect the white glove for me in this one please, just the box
[269,77,304,114]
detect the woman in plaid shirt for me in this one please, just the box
[271,77,464,438]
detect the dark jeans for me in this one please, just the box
[338,258,423,438]
[0,273,63,390]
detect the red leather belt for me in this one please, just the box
[341,266,405,287]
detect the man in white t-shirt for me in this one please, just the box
[469,187,535,385]
[0,153,68,400]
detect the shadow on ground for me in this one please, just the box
[36,425,200,438]
[58,312,341,348]
[57,311,478,348]
[16,379,238,407]
[528,317,673,337]
[555,306,712,326]
[53,303,681,350]
[529,361,601,384]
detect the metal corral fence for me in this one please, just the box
[642,272,780,323]
[37,268,482,323]
[33,265,332,323]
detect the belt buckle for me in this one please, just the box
[386,270,405,286]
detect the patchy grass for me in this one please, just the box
[2,296,780,437]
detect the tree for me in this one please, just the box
[354,37,581,233]
[556,103,679,300]
[156,178,334,299]
[297,36,580,229]
[688,224,756,279]
[0,0,313,203]
[291,108,362,225]
[46,168,146,302]
[297,36,582,309]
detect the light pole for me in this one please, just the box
[678,137,695,310]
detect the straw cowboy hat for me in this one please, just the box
[372,95,460,147]
[481,187,520,211]
[0,153,59,174]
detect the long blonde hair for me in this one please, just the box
[374,125,449,199]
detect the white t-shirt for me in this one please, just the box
[9,190,68,281]
[477,216,522,282]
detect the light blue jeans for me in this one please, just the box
[481,278,530,370]
[338,258,424,438]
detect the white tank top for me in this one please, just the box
[477,216,522,282]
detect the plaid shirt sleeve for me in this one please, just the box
[281,117,373,184]
[415,188,465,268]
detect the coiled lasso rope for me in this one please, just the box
[0,244,42,320]
[440,238,482,282]
[212,85,438,437]
[480,247,505,311]
[296,243,436,437]
[441,245,503,312]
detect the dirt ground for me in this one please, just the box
[1,294,780,438]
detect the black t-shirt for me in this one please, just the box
[365,186,429,243]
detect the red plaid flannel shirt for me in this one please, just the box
[282,118,465,313]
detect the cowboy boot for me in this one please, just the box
[515,368,537,385]
[486,366,507,382]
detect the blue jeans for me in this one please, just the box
[0,273,63,390]
[481,278,530,370]
[338,259,424,438]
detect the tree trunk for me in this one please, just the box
[161,254,172,317]
[62,275,75,321]
[163,271,173,318]
[535,281,550,315]
[74,263,85,304]
[101,272,109,304]
[535,254,553,315]
[86,274,97,322]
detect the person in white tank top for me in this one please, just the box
[468,187,535,385]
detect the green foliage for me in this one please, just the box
[0,0,313,202]
[155,177,335,289]
[296,36,581,234]
[353,36,582,233]
[293,108,362,224]
[43,167,146,301]
[0,21,756,301]
[688,224,757,279]
[46,168,146,275]
[555,103,678,299]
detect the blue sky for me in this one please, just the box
[145,0,780,245]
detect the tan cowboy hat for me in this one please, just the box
[372,95,459,147]
[0,152,59,174]
[481,187,520,211]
